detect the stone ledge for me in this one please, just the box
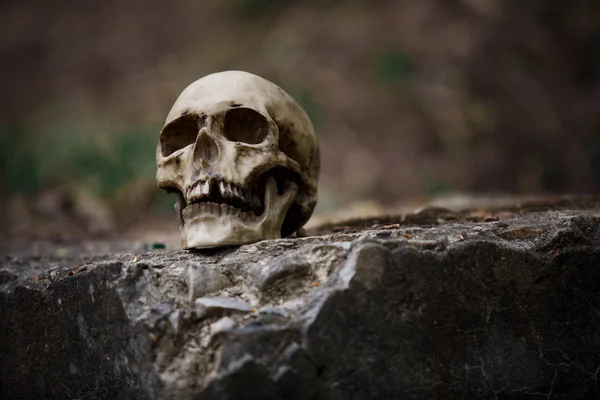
[1,206,600,399]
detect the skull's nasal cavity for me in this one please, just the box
[193,128,220,166]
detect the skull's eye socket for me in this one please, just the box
[222,108,269,144]
[160,114,203,157]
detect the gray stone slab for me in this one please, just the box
[2,207,600,399]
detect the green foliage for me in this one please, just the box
[153,190,178,212]
[0,125,160,198]
[372,50,414,86]
[223,0,282,19]
[425,179,451,197]
[1,126,46,195]
[287,89,323,131]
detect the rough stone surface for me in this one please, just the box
[2,204,600,399]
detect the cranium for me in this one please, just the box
[156,71,320,249]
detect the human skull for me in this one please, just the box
[156,71,320,249]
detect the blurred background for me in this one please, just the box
[1,0,600,245]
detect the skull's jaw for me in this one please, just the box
[179,178,298,249]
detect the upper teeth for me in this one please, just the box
[188,179,254,207]
[191,185,201,197]
[201,181,210,195]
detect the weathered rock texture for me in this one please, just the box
[2,204,600,399]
